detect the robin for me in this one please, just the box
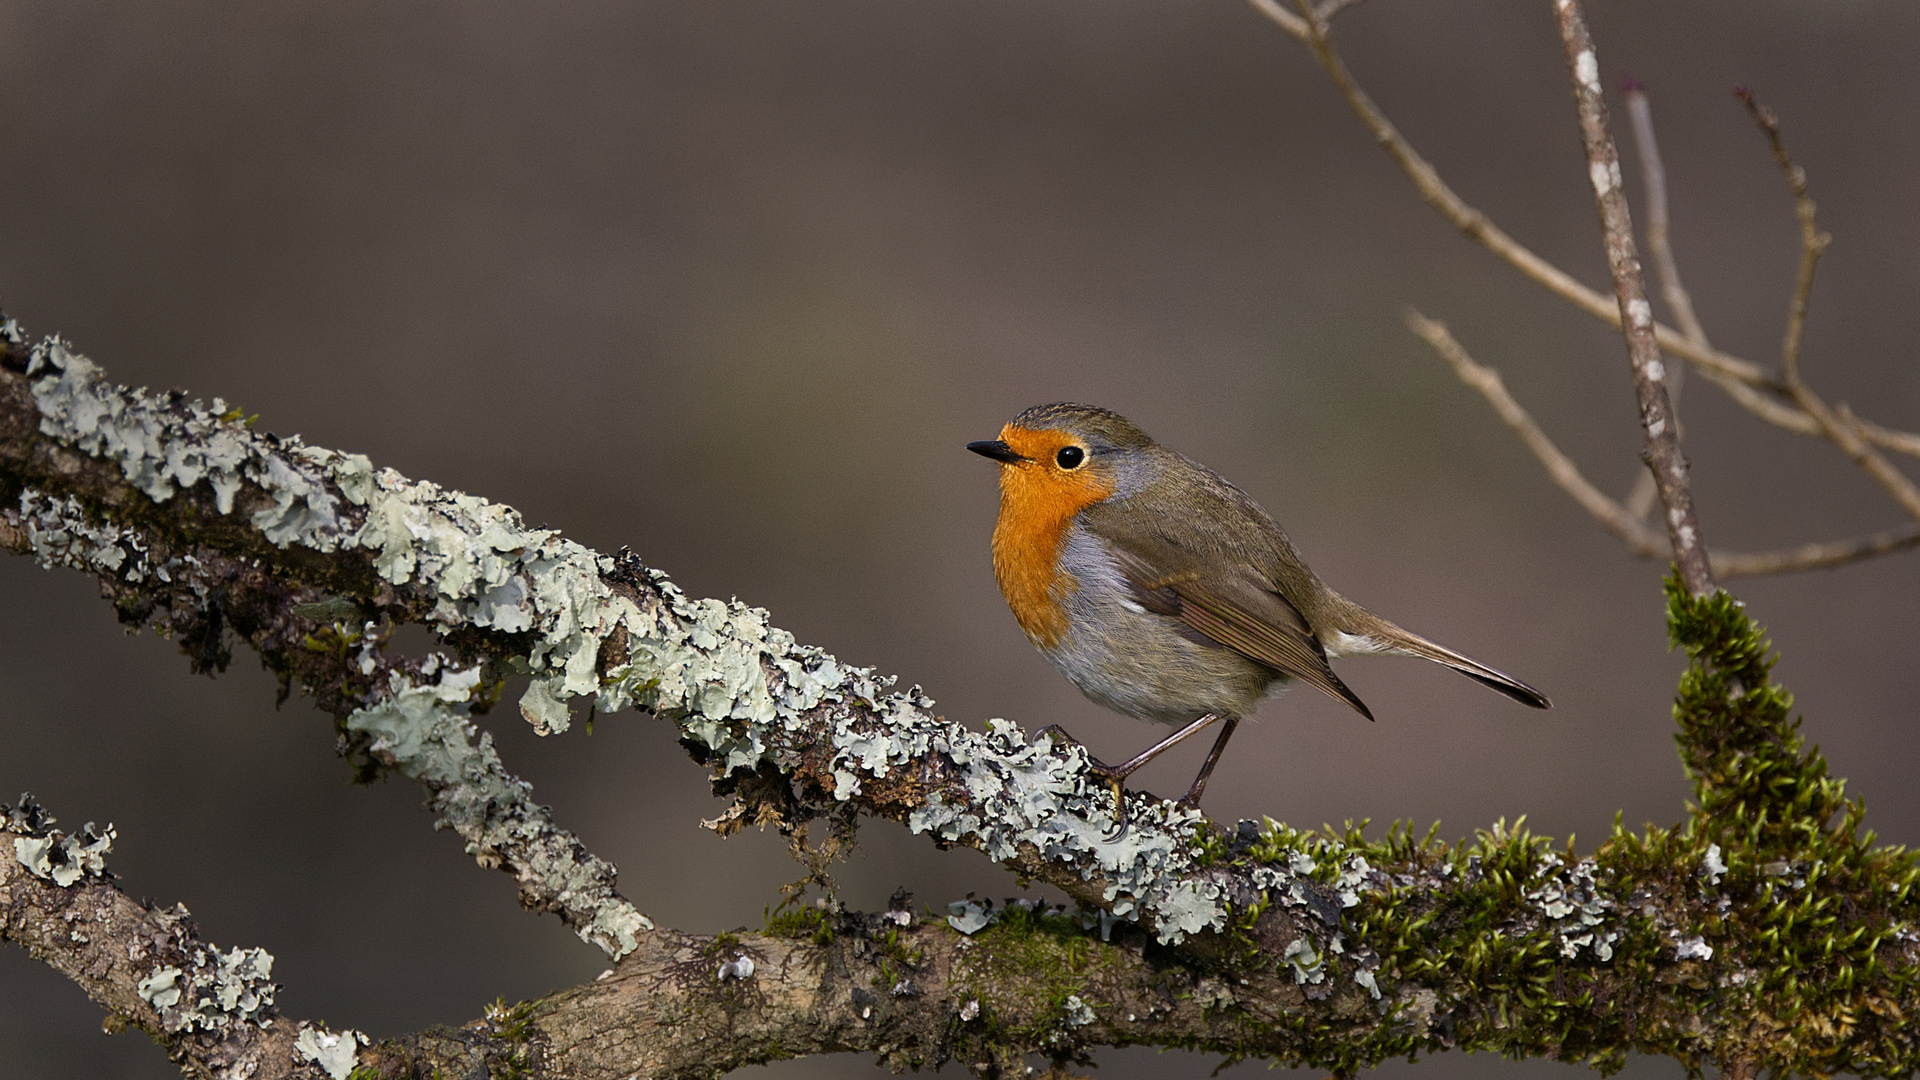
[967,402,1549,818]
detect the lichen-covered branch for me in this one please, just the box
[0,328,1241,949]
[1,796,370,1079]
[7,324,1920,1078]
[0,346,655,960]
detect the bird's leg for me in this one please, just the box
[1036,714,1228,838]
[1175,715,1240,809]
[1101,712,1228,777]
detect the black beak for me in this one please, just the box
[966,440,1025,464]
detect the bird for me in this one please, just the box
[966,402,1549,820]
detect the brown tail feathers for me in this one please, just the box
[1344,616,1552,710]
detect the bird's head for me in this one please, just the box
[966,402,1155,512]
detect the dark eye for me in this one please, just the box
[1055,446,1086,470]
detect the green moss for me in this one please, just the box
[764,904,834,946]
[951,902,1112,1045]
[480,997,540,1080]
[1161,575,1920,1077]
[482,997,537,1044]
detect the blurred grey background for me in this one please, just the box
[2,2,1916,1077]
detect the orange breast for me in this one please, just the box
[989,425,1114,649]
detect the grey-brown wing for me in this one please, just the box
[1099,532,1374,720]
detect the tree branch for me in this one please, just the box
[1618,79,1694,523]
[1244,0,1920,463]
[2,796,364,1079]
[1553,0,1713,595]
[7,325,1920,1077]
[1405,310,1665,559]
[1406,311,1920,577]
[1733,88,1920,526]
[0,333,655,960]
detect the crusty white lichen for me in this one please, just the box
[3,482,656,958]
[12,487,193,586]
[4,797,296,1049]
[25,338,360,547]
[18,334,1236,945]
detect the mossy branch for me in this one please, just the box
[4,327,1919,1077]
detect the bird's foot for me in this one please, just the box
[1173,774,1212,812]
[1034,725,1134,840]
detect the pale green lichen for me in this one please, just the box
[1284,935,1326,985]
[13,821,114,887]
[136,966,183,1009]
[13,487,192,586]
[343,661,654,957]
[293,1023,366,1080]
[947,898,996,935]
[1522,853,1618,961]
[137,946,276,1033]
[26,339,358,542]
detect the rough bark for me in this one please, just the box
[4,325,1920,1079]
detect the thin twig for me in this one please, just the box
[1736,86,1920,524]
[1554,0,1714,595]
[1614,83,1822,508]
[1408,311,1920,577]
[1246,0,1308,39]
[1314,0,1369,24]
[1737,86,1829,383]
[1619,78,1697,521]
[1850,413,1920,457]
[1621,79,1711,349]
[1244,0,1920,461]
[1406,309,1662,557]
[1713,526,1920,577]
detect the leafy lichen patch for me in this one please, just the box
[293,1023,367,1080]
[344,663,655,957]
[9,801,114,889]
[136,945,276,1033]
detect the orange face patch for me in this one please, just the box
[989,424,1114,648]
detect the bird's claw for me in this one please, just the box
[1032,724,1082,752]
[1034,725,1133,840]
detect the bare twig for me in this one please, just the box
[1408,311,1920,577]
[1850,413,1920,458]
[1554,0,1714,595]
[1246,0,1308,39]
[1621,79,1711,350]
[1619,78,1696,522]
[1615,83,1828,509]
[1736,87,1920,525]
[1737,87,1830,384]
[1407,310,1663,557]
[1713,526,1920,577]
[1314,0,1369,24]
[1244,0,1920,462]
